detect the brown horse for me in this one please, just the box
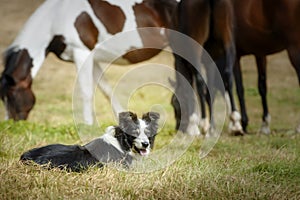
[232,0,300,133]
[170,0,244,136]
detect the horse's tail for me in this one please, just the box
[208,0,235,62]
[206,0,236,93]
[20,144,99,171]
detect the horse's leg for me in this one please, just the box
[214,55,243,135]
[233,57,249,132]
[225,71,243,135]
[288,47,300,84]
[169,0,211,135]
[186,62,202,136]
[211,0,243,135]
[206,70,217,137]
[187,0,213,136]
[287,45,300,133]
[73,48,94,125]
[204,62,218,137]
[93,62,124,115]
[255,55,271,134]
[171,93,181,131]
[194,72,210,134]
[172,54,200,136]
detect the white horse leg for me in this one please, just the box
[228,111,243,135]
[199,117,210,135]
[73,48,94,125]
[224,91,243,135]
[260,114,271,134]
[186,112,200,136]
[93,63,124,114]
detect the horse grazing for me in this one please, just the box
[0,1,191,128]
[232,0,300,133]
[170,0,243,136]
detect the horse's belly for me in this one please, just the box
[94,27,168,64]
[236,30,285,56]
[234,0,287,56]
[94,46,164,65]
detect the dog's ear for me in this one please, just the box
[142,112,160,124]
[118,111,138,124]
[142,112,160,136]
[118,111,139,136]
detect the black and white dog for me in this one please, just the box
[20,111,160,172]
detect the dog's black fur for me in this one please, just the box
[20,111,160,172]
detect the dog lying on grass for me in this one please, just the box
[20,111,160,172]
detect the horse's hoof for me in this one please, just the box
[231,130,245,136]
[199,118,210,135]
[186,125,200,136]
[296,124,300,134]
[260,115,271,134]
[186,113,200,136]
[228,111,244,136]
[205,127,218,138]
[229,125,244,136]
[260,126,271,134]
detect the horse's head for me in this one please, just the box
[0,48,35,120]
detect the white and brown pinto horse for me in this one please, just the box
[0,0,175,122]
[1,0,204,133]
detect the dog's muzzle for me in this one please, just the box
[133,140,150,156]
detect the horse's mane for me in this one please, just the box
[0,47,16,97]
[3,47,18,73]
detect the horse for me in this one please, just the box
[170,0,243,136]
[232,0,300,133]
[0,0,187,128]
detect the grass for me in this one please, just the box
[1,1,300,198]
[0,50,300,200]
[0,120,299,199]
[0,51,299,198]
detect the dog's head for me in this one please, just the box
[115,111,160,156]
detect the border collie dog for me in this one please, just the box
[20,111,160,172]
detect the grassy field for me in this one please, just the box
[1,0,300,199]
[0,121,299,199]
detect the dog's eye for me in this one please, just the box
[144,128,151,136]
[144,128,157,137]
[128,129,139,136]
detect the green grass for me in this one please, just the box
[0,51,300,200]
[1,1,300,198]
[0,121,299,199]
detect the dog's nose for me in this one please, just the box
[141,142,149,148]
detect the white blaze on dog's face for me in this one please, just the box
[133,119,151,156]
[118,111,160,156]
